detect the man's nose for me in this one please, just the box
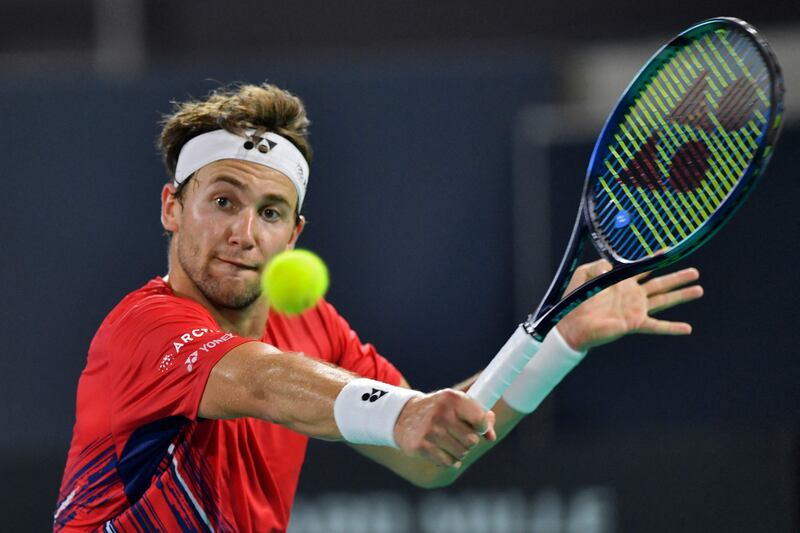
[228,209,257,248]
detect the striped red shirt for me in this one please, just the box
[55,277,402,532]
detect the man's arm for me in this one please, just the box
[198,343,497,466]
[351,261,704,488]
[350,375,522,489]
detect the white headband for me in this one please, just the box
[174,129,310,210]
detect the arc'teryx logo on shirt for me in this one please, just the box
[169,332,236,373]
[361,388,388,402]
[172,328,217,353]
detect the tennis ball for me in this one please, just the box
[262,249,329,315]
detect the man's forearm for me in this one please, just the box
[200,341,494,466]
[199,342,353,439]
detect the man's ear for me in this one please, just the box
[285,215,306,250]
[161,184,181,233]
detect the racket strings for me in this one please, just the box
[668,71,710,126]
[669,140,711,192]
[717,77,759,130]
[591,27,772,261]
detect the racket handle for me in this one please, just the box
[467,325,542,410]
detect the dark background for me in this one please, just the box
[0,1,798,531]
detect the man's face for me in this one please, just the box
[167,159,304,310]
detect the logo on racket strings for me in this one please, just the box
[614,210,631,228]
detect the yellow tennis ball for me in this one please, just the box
[262,249,329,315]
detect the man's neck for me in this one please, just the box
[211,302,268,339]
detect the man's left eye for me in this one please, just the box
[261,208,280,221]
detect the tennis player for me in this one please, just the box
[54,83,703,532]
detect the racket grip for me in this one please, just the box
[466,325,542,410]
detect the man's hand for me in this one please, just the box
[393,389,496,468]
[557,260,704,352]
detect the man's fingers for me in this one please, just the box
[589,259,612,277]
[637,317,693,335]
[565,259,612,293]
[483,410,496,440]
[430,398,492,466]
[425,446,463,469]
[396,390,495,467]
[642,268,700,296]
[447,422,482,450]
[648,285,704,314]
[583,259,612,284]
[469,411,491,436]
[433,429,472,461]
[453,392,493,434]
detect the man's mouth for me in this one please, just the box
[216,257,259,271]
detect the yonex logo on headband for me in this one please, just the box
[174,128,310,210]
[243,134,276,153]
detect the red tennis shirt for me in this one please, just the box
[54,277,402,532]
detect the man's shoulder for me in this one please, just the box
[95,277,213,340]
[269,298,345,334]
[264,298,358,363]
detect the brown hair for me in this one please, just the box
[158,82,313,192]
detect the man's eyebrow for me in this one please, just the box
[261,194,291,207]
[209,175,245,189]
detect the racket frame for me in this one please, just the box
[524,16,784,341]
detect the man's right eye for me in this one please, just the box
[215,197,230,208]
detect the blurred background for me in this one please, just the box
[1,1,798,531]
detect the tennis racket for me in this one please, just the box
[468,17,784,410]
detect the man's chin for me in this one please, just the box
[199,277,262,311]
[208,291,262,310]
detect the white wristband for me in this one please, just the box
[333,378,422,447]
[501,327,587,414]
